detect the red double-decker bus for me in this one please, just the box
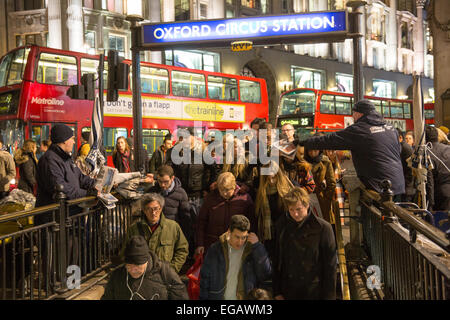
[0,45,268,163]
[424,102,435,126]
[276,88,418,139]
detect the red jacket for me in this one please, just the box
[196,186,256,250]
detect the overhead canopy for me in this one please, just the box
[140,10,348,50]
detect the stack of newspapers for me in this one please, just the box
[95,166,119,209]
[272,139,297,160]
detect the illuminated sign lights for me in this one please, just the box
[142,11,347,47]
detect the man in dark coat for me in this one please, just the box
[395,128,414,202]
[102,235,188,300]
[196,172,256,256]
[35,124,96,224]
[199,215,271,300]
[425,126,450,211]
[273,187,336,300]
[300,100,405,195]
[148,135,172,174]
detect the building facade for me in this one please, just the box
[0,0,435,123]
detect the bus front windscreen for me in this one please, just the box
[279,89,316,115]
[0,90,20,115]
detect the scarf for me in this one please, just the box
[120,150,131,173]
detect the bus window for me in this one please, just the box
[403,103,411,119]
[31,124,50,147]
[172,70,206,98]
[37,53,78,86]
[141,66,169,95]
[369,99,382,114]
[320,94,335,114]
[142,129,170,157]
[4,48,30,85]
[208,76,238,101]
[81,58,108,89]
[335,95,352,115]
[424,109,434,119]
[0,119,25,154]
[390,101,403,118]
[279,90,315,115]
[104,127,127,154]
[239,80,261,103]
[381,101,390,117]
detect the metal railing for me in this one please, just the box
[359,181,450,300]
[0,188,133,300]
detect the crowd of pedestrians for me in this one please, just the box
[1,99,449,300]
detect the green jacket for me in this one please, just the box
[121,213,188,273]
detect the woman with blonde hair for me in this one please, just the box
[14,139,38,194]
[255,160,293,259]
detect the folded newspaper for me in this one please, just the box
[95,166,142,209]
[272,139,297,160]
[95,166,119,209]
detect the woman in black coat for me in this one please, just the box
[14,139,38,195]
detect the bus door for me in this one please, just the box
[30,121,77,156]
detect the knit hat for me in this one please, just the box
[425,126,438,143]
[124,236,150,265]
[51,124,74,144]
[353,99,375,115]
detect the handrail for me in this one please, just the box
[0,203,59,223]
[361,187,450,252]
[334,207,351,300]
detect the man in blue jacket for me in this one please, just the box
[35,123,96,225]
[199,214,271,300]
[300,100,405,196]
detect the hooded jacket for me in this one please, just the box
[148,145,170,174]
[273,210,337,300]
[0,150,16,192]
[199,232,271,300]
[196,186,256,250]
[14,148,38,194]
[101,250,188,300]
[121,213,189,273]
[304,111,405,195]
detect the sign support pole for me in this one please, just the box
[127,15,144,173]
[348,1,366,103]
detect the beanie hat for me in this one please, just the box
[353,99,375,115]
[425,126,438,143]
[124,236,150,265]
[51,124,74,144]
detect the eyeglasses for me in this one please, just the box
[145,206,161,213]
[281,129,294,132]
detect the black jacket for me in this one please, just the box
[273,210,337,300]
[148,177,190,223]
[14,149,37,194]
[35,144,95,224]
[399,141,414,195]
[148,146,170,174]
[426,142,450,211]
[101,251,188,300]
[166,146,214,196]
[304,111,405,195]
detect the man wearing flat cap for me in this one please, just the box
[102,235,188,300]
[35,123,97,224]
[298,99,405,196]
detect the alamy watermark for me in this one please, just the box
[366,265,382,290]
[170,121,281,176]
[67,265,81,290]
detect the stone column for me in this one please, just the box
[386,0,397,71]
[148,0,162,63]
[67,0,84,52]
[162,0,175,22]
[428,0,450,127]
[414,0,426,74]
[210,0,224,19]
[47,0,63,49]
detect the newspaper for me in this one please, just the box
[272,139,297,160]
[95,166,119,209]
